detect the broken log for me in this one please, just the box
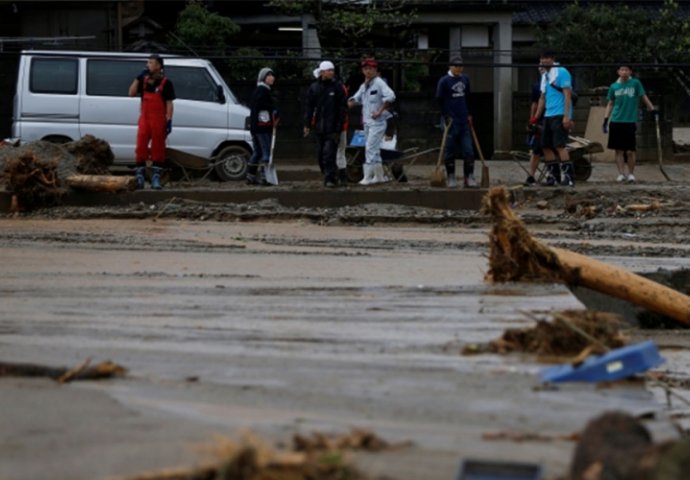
[482,186,690,327]
[0,359,127,382]
[65,174,136,192]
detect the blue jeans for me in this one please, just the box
[249,133,271,166]
[444,121,475,176]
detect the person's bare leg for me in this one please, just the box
[528,153,540,176]
[615,150,625,175]
[627,150,636,175]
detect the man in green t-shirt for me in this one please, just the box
[603,64,657,183]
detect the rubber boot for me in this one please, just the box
[359,163,375,185]
[338,168,348,187]
[135,166,146,190]
[151,166,162,190]
[371,163,389,184]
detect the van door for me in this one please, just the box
[80,58,142,163]
[19,56,80,142]
[164,65,229,159]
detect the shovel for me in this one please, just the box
[430,119,452,187]
[264,123,279,185]
[470,122,490,188]
[655,112,670,181]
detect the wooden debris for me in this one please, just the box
[117,430,372,480]
[65,174,136,192]
[623,200,662,212]
[293,428,411,453]
[0,359,127,383]
[482,186,690,327]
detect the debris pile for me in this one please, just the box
[1,136,131,210]
[64,134,114,174]
[119,429,407,480]
[462,310,628,358]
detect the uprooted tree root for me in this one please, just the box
[118,429,408,480]
[2,151,65,209]
[481,186,573,284]
[462,310,628,358]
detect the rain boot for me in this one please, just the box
[338,168,348,187]
[359,163,375,185]
[135,166,146,190]
[151,166,162,190]
[371,163,389,184]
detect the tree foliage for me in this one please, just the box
[170,0,240,55]
[268,0,416,48]
[536,0,690,65]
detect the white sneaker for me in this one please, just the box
[616,174,626,182]
[627,174,636,183]
[464,174,478,188]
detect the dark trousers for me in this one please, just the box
[248,132,271,178]
[444,120,475,176]
[316,133,338,182]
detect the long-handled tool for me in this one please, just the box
[655,112,670,181]
[470,122,490,188]
[430,119,452,187]
[264,123,279,185]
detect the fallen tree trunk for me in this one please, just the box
[482,186,690,327]
[65,174,136,192]
[0,359,127,383]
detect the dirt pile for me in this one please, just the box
[2,151,65,209]
[462,310,628,357]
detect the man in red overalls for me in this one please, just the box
[128,54,175,189]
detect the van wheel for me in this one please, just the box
[214,145,249,181]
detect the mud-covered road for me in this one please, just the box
[3,169,690,479]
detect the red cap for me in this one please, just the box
[361,58,378,69]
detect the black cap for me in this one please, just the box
[449,56,463,66]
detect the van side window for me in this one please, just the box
[87,59,141,97]
[165,66,219,103]
[30,58,78,94]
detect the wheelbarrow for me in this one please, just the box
[509,134,603,183]
[345,130,439,183]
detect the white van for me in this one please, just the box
[11,50,252,180]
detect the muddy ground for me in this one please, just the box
[2,162,690,480]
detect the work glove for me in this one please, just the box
[652,109,660,120]
[166,119,172,136]
[602,117,609,134]
[137,68,150,81]
[272,110,280,126]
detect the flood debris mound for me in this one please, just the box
[570,411,690,480]
[0,358,127,383]
[118,429,408,480]
[481,186,690,327]
[462,310,627,357]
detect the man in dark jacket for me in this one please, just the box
[435,56,475,188]
[303,60,347,187]
[247,67,277,185]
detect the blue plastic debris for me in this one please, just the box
[540,340,665,384]
[456,459,543,480]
